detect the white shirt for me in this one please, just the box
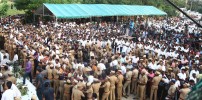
[120,66,126,75]
[0,59,10,66]
[178,73,186,80]
[88,75,94,84]
[111,60,118,67]
[97,63,106,71]
[189,77,197,84]
[132,56,139,63]
[13,54,18,62]
[11,84,21,97]
[1,89,16,100]
[190,70,199,78]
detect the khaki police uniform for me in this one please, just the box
[131,68,139,94]
[116,72,124,100]
[92,82,101,100]
[101,81,110,100]
[123,70,132,96]
[179,87,190,100]
[138,73,148,100]
[150,73,162,100]
[109,74,117,100]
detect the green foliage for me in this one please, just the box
[17,83,28,96]
[13,0,198,17]
[0,1,9,16]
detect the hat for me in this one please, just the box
[185,66,189,69]
[118,70,122,74]
[171,79,176,83]
[110,71,115,74]
[155,71,160,75]
[50,64,54,68]
[67,80,71,84]
[181,67,185,70]
[1,64,6,67]
[199,65,202,69]
[31,94,37,100]
[74,79,78,83]
[85,67,92,72]
[8,71,13,75]
[140,59,143,61]
[183,83,190,87]
[106,76,110,79]
[168,67,173,71]
[93,78,99,82]
[87,82,91,86]
[143,55,146,58]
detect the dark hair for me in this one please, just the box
[6,81,12,89]
[93,93,97,98]
[44,82,50,87]
[4,66,8,70]
[37,68,42,72]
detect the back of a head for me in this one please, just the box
[6,81,12,89]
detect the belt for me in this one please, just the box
[139,84,146,86]
[104,91,110,93]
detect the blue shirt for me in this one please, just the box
[43,87,54,100]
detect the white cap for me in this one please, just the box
[181,67,185,70]
[87,82,91,86]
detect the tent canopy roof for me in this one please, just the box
[37,4,167,19]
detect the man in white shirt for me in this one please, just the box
[1,56,10,66]
[13,52,18,62]
[1,81,17,100]
[11,84,21,97]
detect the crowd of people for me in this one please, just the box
[0,16,201,100]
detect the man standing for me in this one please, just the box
[23,57,32,84]
[109,70,117,100]
[92,79,101,100]
[137,70,148,100]
[63,80,72,100]
[116,70,124,100]
[101,76,111,100]
[36,68,43,100]
[150,71,162,100]
[42,82,54,100]
[131,67,139,95]
[1,81,16,100]
[123,68,132,98]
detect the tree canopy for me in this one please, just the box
[13,0,192,16]
[0,0,9,17]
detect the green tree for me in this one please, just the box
[0,1,9,16]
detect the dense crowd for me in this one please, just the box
[0,16,202,100]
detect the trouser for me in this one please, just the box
[117,86,123,100]
[150,85,158,100]
[37,88,43,100]
[109,86,115,100]
[34,59,38,76]
[63,93,70,100]
[94,92,99,100]
[102,91,110,100]
[131,79,138,94]
[23,72,32,84]
[139,85,146,100]
[123,81,131,95]
[54,80,59,95]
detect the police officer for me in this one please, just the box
[109,70,117,100]
[150,71,162,100]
